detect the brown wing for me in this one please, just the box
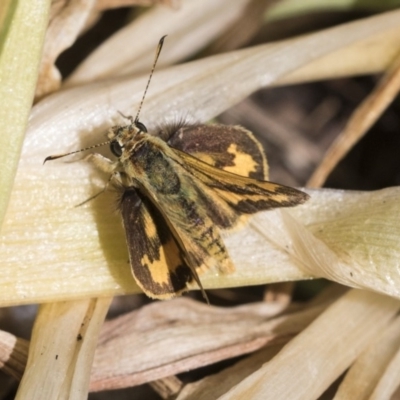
[119,189,194,299]
[162,123,268,180]
[174,148,309,217]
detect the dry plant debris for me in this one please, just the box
[36,0,98,98]
[90,296,327,391]
[307,50,400,188]
[1,287,343,393]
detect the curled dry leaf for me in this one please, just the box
[288,187,400,299]
[89,296,332,391]
[36,0,98,98]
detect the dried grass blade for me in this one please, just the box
[15,297,111,400]
[67,0,254,85]
[335,315,400,399]
[177,344,284,400]
[216,290,400,400]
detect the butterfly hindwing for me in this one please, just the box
[119,189,194,299]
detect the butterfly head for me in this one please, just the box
[108,120,148,158]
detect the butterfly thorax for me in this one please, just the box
[109,126,182,196]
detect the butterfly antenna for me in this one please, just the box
[45,36,166,164]
[134,35,167,125]
[43,140,111,164]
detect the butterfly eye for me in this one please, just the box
[110,140,123,157]
[135,121,148,133]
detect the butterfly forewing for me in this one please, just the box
[174,147,308,223]
[164,124,268,180]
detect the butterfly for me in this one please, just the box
[45,36,309,301]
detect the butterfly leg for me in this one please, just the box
[74,172,121,206]
[85,152,115,174]
[74,153,123,206]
